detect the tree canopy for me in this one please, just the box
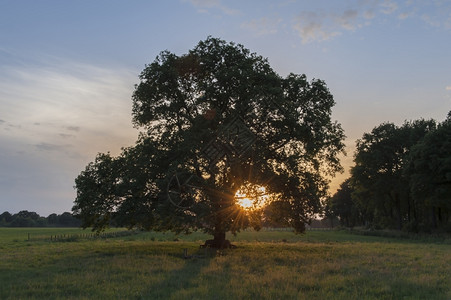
[326,178,362,228]
[329,113,451,233]
[404,114,451,230]
[73,37,345,245]
[0,211,80,227]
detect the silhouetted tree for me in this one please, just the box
[328,178,362,227]
[73,37,345,247]
[47,213,59,225]
[405,114,451,231]
[351,120,435,229]
[16,210,40,221]
[0,211,12,225]
[0,211,81,227]
[58,212,81,227]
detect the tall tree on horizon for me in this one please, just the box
[405,113,451,230]
[350,119,439,230]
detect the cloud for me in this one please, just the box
[380,0,398,15]
[59,133,75,139]
[364,9,375,20]
[35,142,70,152]
[398,12,410,20]
[66,126,80,132]
[421,14,441,27]
[0,56,138,165]
[337,9,359,31]
[0,57,142,214]
[289,0,451,44]
[293,9,365,43]
[446,86,451,91]
[402,1,451,29]
[185,0,240,15]
[293,11,341,43]
[241,17,282,36]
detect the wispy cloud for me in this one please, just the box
[241,17,282,36]
[398,12,410,20]
[66,126,80,132]
[364,9,375,20]
[185,0,240,15]
[421,13,442,27]
[380,0,398,15]
[0,56,140,214]
[398,0,451,29]
[290,0,451,43]
[293,9,366,44]
[446,86,451,91]
[293,12,338,44]
[59,133,75,139]
[292,5,377,44]
[337,9,360,31]
[35,142,71,153]
[0,57,138,161]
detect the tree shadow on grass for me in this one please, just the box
[2,239,449,299]
[0,241,220,299]
[139,246,220,299]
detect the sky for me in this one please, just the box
[1,0,450,216]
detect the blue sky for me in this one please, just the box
[1,0,450,216]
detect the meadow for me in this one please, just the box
[1,228,450,299]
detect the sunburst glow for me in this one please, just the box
[236,197,254,209]
[234,184,269,210]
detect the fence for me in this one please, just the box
[27,230,139,242]
[262,227,334,231]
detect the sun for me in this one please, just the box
[234,184,269,210]
[236,197,254,209]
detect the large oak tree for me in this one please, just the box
[73,37,345,247]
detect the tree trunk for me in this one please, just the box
[201,231,234,249]
[213,231,227,247]
[431,207,437,229]
[395,194,402,230]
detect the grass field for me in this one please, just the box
[1,228,450,299]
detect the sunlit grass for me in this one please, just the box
[0,228,450,299]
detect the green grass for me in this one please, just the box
[1,228,450,299]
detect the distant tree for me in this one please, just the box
[0,211,81,227]
[15,210,40,221]
[328,178,362,227]
[0,211,12,226]
[8,210,41,227]
[351,120,436,229]
[405,115,451,231]
[73,37,345,247]
[10,217,35,227]
[47,213,59,226]
[58,212,81,227]
[36,217,48,227]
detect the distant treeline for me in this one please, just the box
[326,112,451,233]
[0,211,81,227]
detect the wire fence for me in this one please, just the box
[262,227,335,231]
[27,230,139,242]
